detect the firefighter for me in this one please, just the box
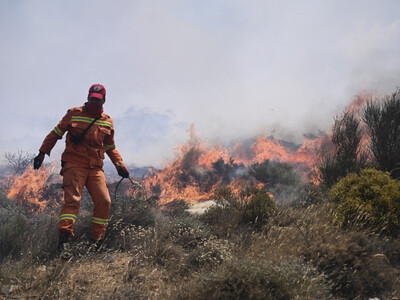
[33,84,129,258]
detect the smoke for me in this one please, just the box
[1,1,400,167]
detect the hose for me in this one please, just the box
[113,176,144,202]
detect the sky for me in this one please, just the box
[1,0,400,168]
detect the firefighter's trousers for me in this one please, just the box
[58,167,111,240]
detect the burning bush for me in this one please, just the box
[6,166,62,214]
[329,168,400,236]
[142,125,322,205]
[318,87,400,187]
[248,159,303,205]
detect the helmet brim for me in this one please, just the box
[88,92,105,100]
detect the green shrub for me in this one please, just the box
[329,168,400,235]
[199,204,242,237]
[199,186,243,236]
[240,188,276,230]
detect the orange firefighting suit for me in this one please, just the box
[39,105,125,240]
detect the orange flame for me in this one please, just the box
[143,126,325,204]
[143,91,376,204]
[345,89,372,116]
[7,166,61,213]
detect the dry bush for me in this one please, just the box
[111,195,157,229]
[177,258,330,300]
[27,213,59,260]
[4,150,35,176]
[187,236,233,269]
[0,213,29,260]
[276,204,400,299]
[2,180,400,300]
[290,183,326,208]
[304,231,399,299]
[162,199,190,217]
[244,203,400,299]
[161,215,210,249]
[200,186,277,236]
[199,204,243,237]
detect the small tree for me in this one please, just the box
[4,150,35,176]
[362,89,400,179]
[240,188,276,230]
[318,111,365,187]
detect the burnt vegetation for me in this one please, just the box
[1,88,400,299]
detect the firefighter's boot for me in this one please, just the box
[58,231,72,260]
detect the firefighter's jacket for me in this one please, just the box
[39,105,123,169]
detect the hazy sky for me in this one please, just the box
[1,1,400,168]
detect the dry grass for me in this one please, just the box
[1,195,400,299]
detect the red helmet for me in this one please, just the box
[88,84,106,100]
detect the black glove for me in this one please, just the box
[116,163,130,178]
[33,151,45,170]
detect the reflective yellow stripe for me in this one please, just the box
[92,217,109,225]
[71,116,111,128]
[105,144,115,150]
[53,126,64,137]
[59,214,77,222]
[95,120,112,128]
[71,116,95,123]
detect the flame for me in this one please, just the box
[144,139,219,203]
[320,91,373,161]
[6,91,375,208]
[143,126,326,204]
[233,135,325,181]
[142,90,376,204]
[7,166,61,213]
[345,89,372,116]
